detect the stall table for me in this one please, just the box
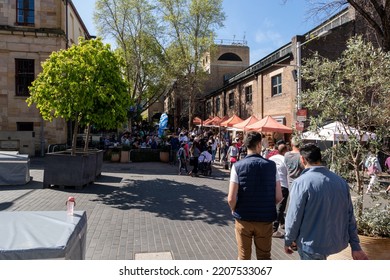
[0,151,30,185]
[0,211,87,260]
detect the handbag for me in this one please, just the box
[189,156,196,166]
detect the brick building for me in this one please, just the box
[0,0,92,155]
[202,7,355,135]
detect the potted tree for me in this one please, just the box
[300,36,390,258]
[27,38,130,188]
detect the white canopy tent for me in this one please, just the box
[302,121,376,143]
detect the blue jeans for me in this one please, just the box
[298,248,327,260]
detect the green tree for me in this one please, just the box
[94,0,225,129]
[94,0,175,126]
[158,0,225,128]
[301,36,390,198]
[27,38,130,155]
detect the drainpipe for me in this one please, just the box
[65,0,69,49]
[260,74,264,118]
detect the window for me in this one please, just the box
[228,92,234,108]
[16,0,35,25]
[245,85,252,103]
[216,97,220,113]
[17,122,34,131]
[15,59,35,96]
[206,101,211,116]
[271,74,282,96]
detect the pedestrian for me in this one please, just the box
[227,131,283,260]
[284,143,368,260]
[227,140,239,170]
[177,143,189,175]
[269,144,289,237]
[364,149,382,193]
[284,136,304,188]
[189,138,201,177]
[385,154,390,174]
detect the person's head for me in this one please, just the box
[299,143,322,166]
[276,139,286,146]
[278,144,288,155]
[291,136,300,148]
[243,131,262,153]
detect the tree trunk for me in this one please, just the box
[353,162,364,218]
[83,124,91,152]
[71,118,79,156]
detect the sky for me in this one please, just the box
[72,0,319,64]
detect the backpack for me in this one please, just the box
[367,163,379,175]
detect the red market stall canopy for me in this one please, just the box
[245,115,293,133]
[220,114,244,127]
[192,117,202,125]
[232,115,259,130]
[204,116,221,127]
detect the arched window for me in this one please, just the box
[218,52,242,61]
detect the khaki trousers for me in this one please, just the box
[235,219,273,260]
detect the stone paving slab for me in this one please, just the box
[0,158,302,260]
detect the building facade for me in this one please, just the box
[203,8,355,133]
[0,0,91,155]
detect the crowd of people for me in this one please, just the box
[99,122,390,260]
[227,132,370,260]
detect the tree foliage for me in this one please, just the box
[158,0,225,128]
[27,38,130,154]
[301,36,390,195]
[94,0,172,123]
[94,0,225,128]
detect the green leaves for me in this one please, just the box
[301,35,390,195]
[27,37,130,131]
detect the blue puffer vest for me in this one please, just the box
[234,154,277,222]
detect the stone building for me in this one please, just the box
[0,0,92,156]
[203,7,355,134]
[165,42,250,129]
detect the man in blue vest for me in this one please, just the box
[228,131,282,260]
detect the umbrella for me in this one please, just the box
[302,121,376,142]
[245,115,293,133]
[220,114,244,127]
[232,115,259,131]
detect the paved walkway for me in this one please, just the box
[0,158,366,260]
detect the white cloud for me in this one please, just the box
[255,30,284,46]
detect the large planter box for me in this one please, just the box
[43,150,102,189]
[120,150,129,163]
[129,149,160,162]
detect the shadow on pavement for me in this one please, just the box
[89,178,231,226]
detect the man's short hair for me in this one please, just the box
[243,131,262,150]
[291,136,300,148]
[299,143,322,164]
[278,144,288,154]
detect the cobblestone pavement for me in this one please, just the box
[5,157,366,260]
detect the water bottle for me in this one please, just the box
[66,196,75,215]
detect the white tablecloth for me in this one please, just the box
[0,211,87,260]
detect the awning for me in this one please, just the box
[245,115,293,133]
[220,114,244,127]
